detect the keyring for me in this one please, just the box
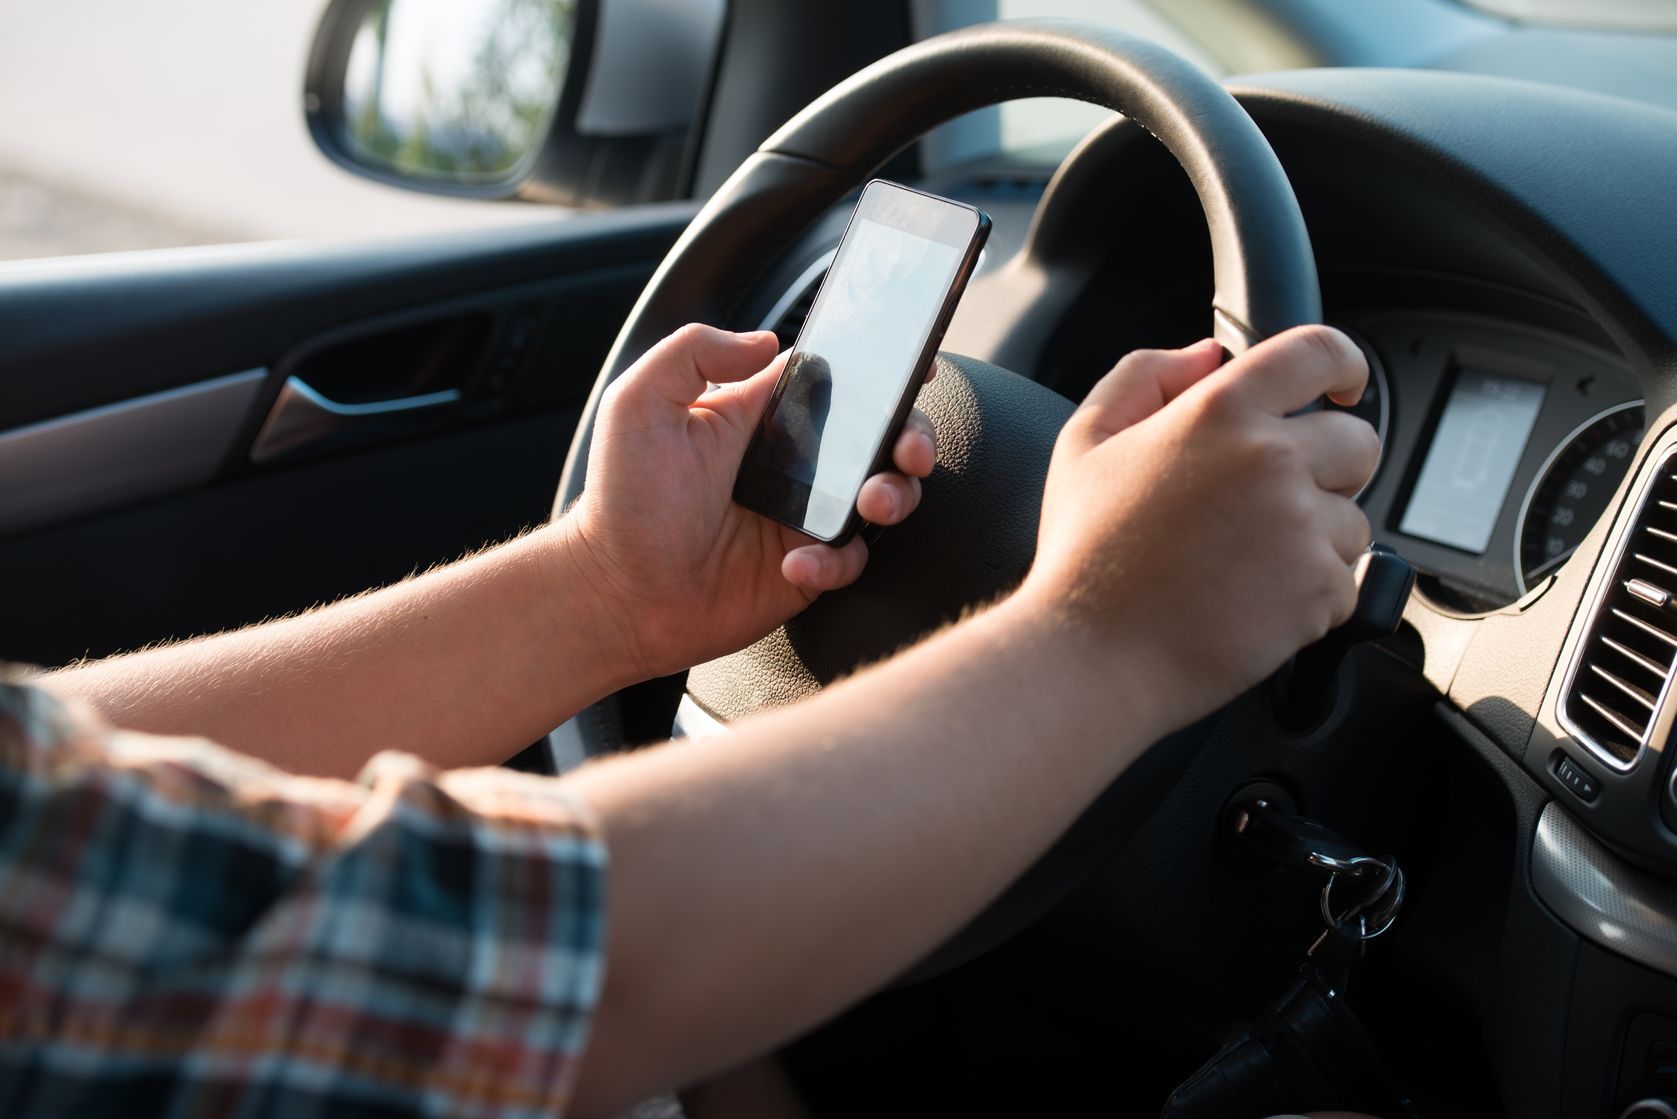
[1319,855,1397,930]
[1359,864,1406,940]
[1305,850,1369,876]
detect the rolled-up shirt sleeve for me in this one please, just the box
[0,676,607,1119]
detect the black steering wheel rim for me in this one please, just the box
[558,18,1320,513]
[552,18,1321,977]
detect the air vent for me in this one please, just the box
[770,277,822,349]
[1560,448,1677,770]
[953,174,1045,198]
[758,250,834,350]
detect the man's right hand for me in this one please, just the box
[1019,325,1381,738]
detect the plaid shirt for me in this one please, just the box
[0,676,608,1118]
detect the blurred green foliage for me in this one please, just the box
[344,0,574,181]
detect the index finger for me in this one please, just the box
[1206,324,1369,416]
[627,325,781,412]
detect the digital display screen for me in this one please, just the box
[1400,369,1548,553]
[748,209,966,540]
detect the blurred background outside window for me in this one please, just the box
[0,0,1209,265]
[5,0,1669,266]
[0,0,564,264]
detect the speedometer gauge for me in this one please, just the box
[1516,401,1644,594]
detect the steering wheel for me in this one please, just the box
[553,19,1321,976]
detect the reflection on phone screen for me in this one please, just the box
[754,353,833,523]
[753,214,965,539]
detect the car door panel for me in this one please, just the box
[0,203,696,666]
[0,205,692,428]
[0,369,266,537]
[2,409,577,668]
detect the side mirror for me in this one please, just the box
[304,0,724,207]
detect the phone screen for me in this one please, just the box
[735,182,986,542]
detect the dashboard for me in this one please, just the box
[742,64,1677,1118]
[1285,311,1636,614]
[764,185,1649,621]
[1045,296,1646,615]
[936,144,1654,624]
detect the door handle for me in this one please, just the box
[249,376,461,462]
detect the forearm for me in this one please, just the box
[40,525,637,777]
[564,592,1168,1115]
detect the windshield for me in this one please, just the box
[918,0,1677,167]
[916,0,1226,167]
[1457,0,1677,30]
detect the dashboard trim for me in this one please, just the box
[1533,801,1677,981]
[0,369,265,538]
[1514,399,1646,599]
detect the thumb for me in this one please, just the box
[1061,338,1224,454]
[718,349,790,424]
[621,325,780,411]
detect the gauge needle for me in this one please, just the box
[1525,550,1575,586]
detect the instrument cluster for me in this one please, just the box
[1335,311,1642,613]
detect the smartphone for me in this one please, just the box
[733,180,991,545]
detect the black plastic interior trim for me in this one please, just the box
[0,206,694,433]
[0,407,582,668]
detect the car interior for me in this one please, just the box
[3,0,1676,1115]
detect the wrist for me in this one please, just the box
[533,516,653,698]
[990,579,1182,748]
